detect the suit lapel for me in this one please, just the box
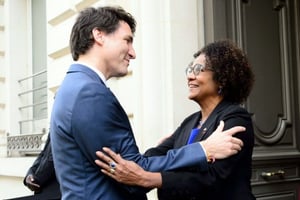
[68,64,133,130]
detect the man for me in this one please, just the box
[50,6,244,200]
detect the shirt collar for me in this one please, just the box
[74,61,107,86]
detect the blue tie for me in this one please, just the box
[187,128,200,144]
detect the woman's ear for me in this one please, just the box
[218,86,223,95]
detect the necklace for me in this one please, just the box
[198,120,205,128]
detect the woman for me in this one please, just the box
[95,40,255,200]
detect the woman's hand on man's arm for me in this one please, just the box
[95,148,162,188]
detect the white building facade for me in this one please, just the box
[0,0,205,199]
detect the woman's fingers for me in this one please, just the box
[102,147,122,163]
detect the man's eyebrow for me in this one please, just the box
[127,36,133,42]
[126,35,133,43]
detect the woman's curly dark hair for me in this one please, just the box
[194,40,254,104]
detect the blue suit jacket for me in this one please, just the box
[50,64,208,200]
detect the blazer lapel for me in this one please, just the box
[180,113,201,146]
[194,101,231,141]
[196,115,218,141]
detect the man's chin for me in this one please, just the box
[116,71,128,77]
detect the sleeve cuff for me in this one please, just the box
[199,142,214,163]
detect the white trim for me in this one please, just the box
[0,157,36,177]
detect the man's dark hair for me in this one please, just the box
[70,6,136,61]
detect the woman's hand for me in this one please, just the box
[95,147,154,187]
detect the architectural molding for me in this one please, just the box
[49,85,59,94]
[7,133,45,156]
[115,70,132,80]
[127,70,133,76]
[0,103,5,109]
[127,113,133,119]
[48,8,76,26]
[48,46,70,59]
[75,0,99,11]
[0,76,5,82]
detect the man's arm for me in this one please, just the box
[75,84,244,172]
[94,121,245,187]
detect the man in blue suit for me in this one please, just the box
[50,6,244,200]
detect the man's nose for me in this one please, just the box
[129,45,136,59]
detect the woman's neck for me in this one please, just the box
[199,97,223,121]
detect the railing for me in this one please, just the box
[17,70,48,135]
[6,70,48,156]
[7,131,46,156]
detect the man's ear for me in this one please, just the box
[92,28,104,45]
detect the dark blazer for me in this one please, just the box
[50,64,210,200]
[145,101,256,200]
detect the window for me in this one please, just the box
[18,0,47,135]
